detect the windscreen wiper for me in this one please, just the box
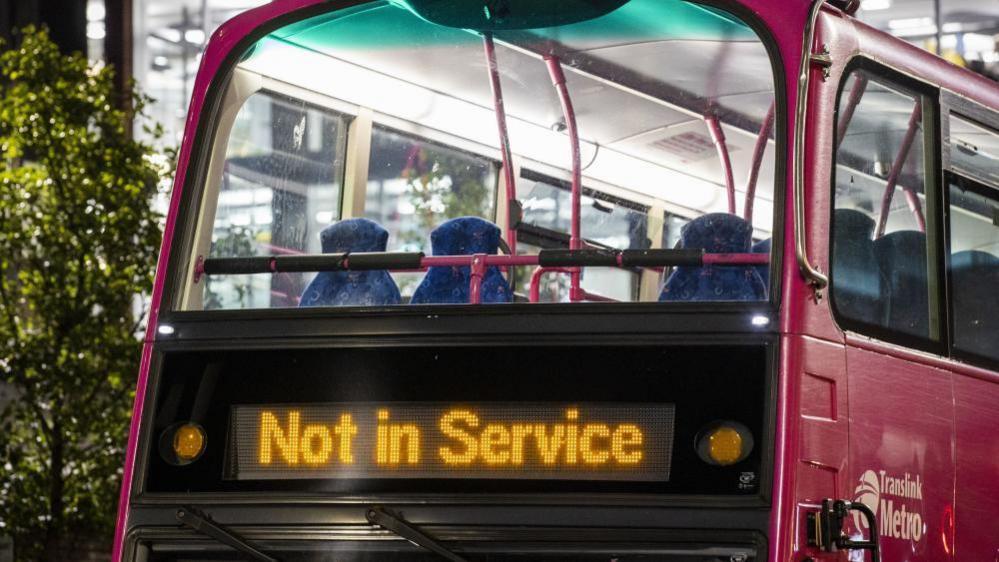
[176,506,279,562]
[366,507,467,562]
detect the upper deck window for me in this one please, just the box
[181,0,779,310]
[947,115,999,364]
[831,68,941,344]
[205,91,348,309]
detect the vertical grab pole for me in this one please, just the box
[705,113,737,215]
[875,101,926,238]
[482,33,517,256]
[744,101,775,223]
[543,55,584,301]
[469,254,486,304]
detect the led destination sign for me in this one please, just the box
[227,403,675,481]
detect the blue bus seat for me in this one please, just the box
[410,216,512,304]
[873,230,928,336]
[299,218,401,307]
[752,238,771,287]
[950,250,999,358]
[659,213,766,301]
[831,209,884,326]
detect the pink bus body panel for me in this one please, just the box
[813,10,999,562]
[111,1,999,561]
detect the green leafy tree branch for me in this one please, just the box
[0,27,169,561]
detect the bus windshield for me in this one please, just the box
[180,0,778,310]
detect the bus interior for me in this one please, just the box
[833,69,999,356]
[181,0,780,310]
[182,0,997,331]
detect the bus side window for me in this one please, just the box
[831,69,938,343]
[210,91,348,310]
[514,171,650,302]
[363,126,499,299]
[947,115,999,364]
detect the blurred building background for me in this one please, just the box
[131,0,268,144]
[858,0,999,79]
[1,0,997,143]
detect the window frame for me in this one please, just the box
[158,0,788,329]
[828,57,947,356]
[941,91,999,371]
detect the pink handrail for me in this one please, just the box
[528,266,618,303]
[875,101,926,238]
[702,253,769,265]
[836,74,868,150]
[422,254,539,267]
[195,252,770,275]
[705,113,736,215]
[468,254,486,305]
[199,252,770,306]
[744,102,775,223]
[543,55,584,301]
[199,252,770,277]
[529,266,572,302]
[258,242,305,255]
[482,33,518,257]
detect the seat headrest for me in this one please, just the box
[319,218,389,253]
[874,230,926,255]
[834,209,876,240]
[951,250,999,271]
[679,213,753,253]
[430,216,501,256]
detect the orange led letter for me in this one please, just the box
[580,424,610,464]
[376,409,390,464]
[533,424,566,465]
[510,424,532,464]
[259,411,300,465]
[565,409,579,464]
[390,425,420,464]
[480,424,511,464]
[334,413,358,464]
[439,410,478,465]
[611,424,643,464]
[300,424,333,465]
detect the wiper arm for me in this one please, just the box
[366,507,467,562]
[176,506,279,562]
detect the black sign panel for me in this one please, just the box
[146,344,769,496]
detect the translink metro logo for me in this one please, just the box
[853,469,925,542]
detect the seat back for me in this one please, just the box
[299,218,401,307]
[950,250,999,358]
[873,230,928,337]
[831,209,884,326]
[660,213,766,301]
[410,216,512,304]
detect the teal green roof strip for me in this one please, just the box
[268,3,388,40]
[522,0,756,45]
[257,0,757,55]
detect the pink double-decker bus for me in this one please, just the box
[112,0,999,560]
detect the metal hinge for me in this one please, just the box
[810,44,833,81]
[806,498,881,561]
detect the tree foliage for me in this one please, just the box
[403,149,492,249]
[0,27,168,560]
